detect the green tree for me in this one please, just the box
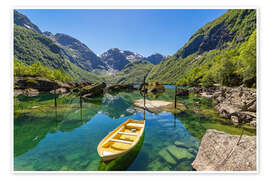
[238,30,256,87]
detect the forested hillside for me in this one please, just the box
[111,60,154,84]
[14,10,42,34]
[52,33,108,72]
[146,9,256,88]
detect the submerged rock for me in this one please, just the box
[174,141,190,149]
[167,145,194,161]
[134,99,186,114]
[59,166,69,171]
[188,148,198,156]
[192,129,256,171]
[147,159,171,171]
[158,148,177,165]
[176,160,194,171]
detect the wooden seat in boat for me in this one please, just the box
[110,139,133,144]
[102,151,115,156]
[118,132,137,136]
[126,123,144,128]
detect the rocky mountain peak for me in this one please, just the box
[14,10,42,34]
[144,53,166,65]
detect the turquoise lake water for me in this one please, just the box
[14,87,255,171]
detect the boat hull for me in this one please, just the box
[97,119,145,162]
[98,132,144,170]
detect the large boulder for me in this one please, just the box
[50,88,68,94]
[80,82,106,98]
[215,103,241,119]
[176,88,189,96]
[214,87,256,125]
[14,77,73,93]
[55,81,73,91]
[134,99,187,114]
[14,88,39,97]
[74,81,92,88]
[15,77,58,92]
[139,82,165,93]
[106,84,135,93]
[192,129,256,171]
[189,86,257,127]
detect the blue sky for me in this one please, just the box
[17,9,227,57]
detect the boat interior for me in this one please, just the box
[100,120,144,156]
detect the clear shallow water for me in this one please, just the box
[14,88,256,171]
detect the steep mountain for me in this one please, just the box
[15,10,107,73]
[43,31,56,41]
[14,10,106,82]
[143,53,165,65]
[14,10,42,34]
[111,60,154,84]
[14,24,69,70]
[14,24,102,82]
[119,49,144,62]
[51,33,107,72]
[100,48,135,71]
[100,48,166,72]
[146,9,256,87]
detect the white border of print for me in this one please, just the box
[10,7,259,175]
[2,0,269,179]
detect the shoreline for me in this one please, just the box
[188,86,256,128]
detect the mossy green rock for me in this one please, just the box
[79,160,90,168]
[162,122,174,128]
[147,159,171,171]
[188,148,198,156]
[167,145,194,161]
[60,166,69,171]
[174,141,190,149]
[158,148,177,165]
[65,152,82,161]
[176,160,193,171]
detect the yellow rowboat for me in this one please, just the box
[97,119,145,162]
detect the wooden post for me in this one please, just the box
[143,76,146,110]
[174,83,177,109]
[174,113,176,128]
[54,84,57,107]
[55,107,58,127]
[144,109,146,121]
[80,105,83,122]
[79,86,82,109]
[237,127,245,145]
[79,85,83,121]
